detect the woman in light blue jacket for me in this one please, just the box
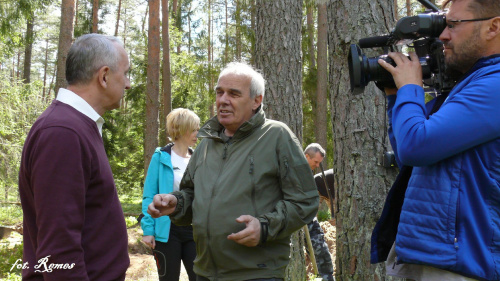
[141,108,199,281]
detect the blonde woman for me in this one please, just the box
[141,108,199,281]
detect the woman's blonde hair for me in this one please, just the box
[166,108,200,141]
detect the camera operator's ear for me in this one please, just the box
[486,17,500,40]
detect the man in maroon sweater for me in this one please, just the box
[18,34,131,280]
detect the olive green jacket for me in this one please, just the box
[171,108,319,281]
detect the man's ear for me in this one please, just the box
[486,17,500,40]
[98,66,110,88]
[252,94,263,111]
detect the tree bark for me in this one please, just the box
[235,0,241,60]
[306,4,315,70]
[145,0,160,177]
[328,0,399,280]
[92,0,99,33]
[255,0,303,141]
[161,0,172,146]
[315,1,328,163]
[114,0,122,36]
[406,0,411,16]
[55,0,75,94]
[22,11,35,84]
[43,38,49,100]
[255,1,305,279]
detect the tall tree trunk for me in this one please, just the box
[17,52,21,80]
[255,1,304,280]
[75,0,79,30]
[328,0,398,279]
[224,0,228,64]
[255,0,303,141]
[114,0,122,36]
[22,11,35,84]
[208,0,214,117]
[406,0,411,16]
[250,0,256,64]
[43,38,49,100]
[306,4,315,70]
[315,1,328,163]
[161,0,172,146]
[394,0,398,20]
[188,2,192,54]
[123,8,128,45]
[235,0,241,61]
[92,0,99,32]
[55,0,75,94]
[145,0,160,176]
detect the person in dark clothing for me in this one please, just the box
[18,34,131,280]
[314,169,334,200]
[304,144,334,281]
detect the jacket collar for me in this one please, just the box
[198,106,266,142]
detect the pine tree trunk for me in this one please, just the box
[255,1,305,280]
[315,2,328,162]
[306,5,315,70]
[145,0,160,177]
[161,0,172,146]
[328,0,398,279]
[55,0,75,94]
[235,0,241,60]
[255,0,303,142]
[92,0,99,33]
[114,0,122,36]
[43,38,49,99]
[22,11,35,84]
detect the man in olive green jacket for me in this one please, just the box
[148,62,319,281]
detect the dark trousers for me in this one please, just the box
[153,224,197,281]
[197,277,283,281]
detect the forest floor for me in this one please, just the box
[125,219,336,281]
[1,218,335,281]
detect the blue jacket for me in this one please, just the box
[374,55,500,281]
[141,144,175,242]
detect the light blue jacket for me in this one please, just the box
[391,55,500,280]
[141,145,174,242]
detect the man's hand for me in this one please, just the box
[147,194,177,218]
[227,215,261,247]
[378,52,423,89]
[142,235,156,249]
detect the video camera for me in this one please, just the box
[348,0,455,95]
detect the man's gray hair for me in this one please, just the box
[304,143,326,157]
[218,62,266,100]
[66,34,124,85]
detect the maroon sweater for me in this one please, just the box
[18,101,129,280]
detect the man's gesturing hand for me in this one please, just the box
[147,194,177,218]
[378,52,423,89]
[227,215,261,247]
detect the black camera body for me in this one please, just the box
[348,0,455,95]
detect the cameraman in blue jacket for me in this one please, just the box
[377,0,500,280]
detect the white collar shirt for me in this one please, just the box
[56,88,105,136]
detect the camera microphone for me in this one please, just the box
[358,35,393,48]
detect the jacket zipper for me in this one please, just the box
[249,156,258,216]
[206,141,229,279]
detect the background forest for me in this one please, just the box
[0,0,437,280]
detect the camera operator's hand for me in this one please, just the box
[378,52,423,89]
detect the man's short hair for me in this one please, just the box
[304,143,325,158]
[66,34,124,85]
[217,62,266,100]
[441,0,500,18]
[166,108,200,141]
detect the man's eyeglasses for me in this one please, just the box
[446,16,496,29]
